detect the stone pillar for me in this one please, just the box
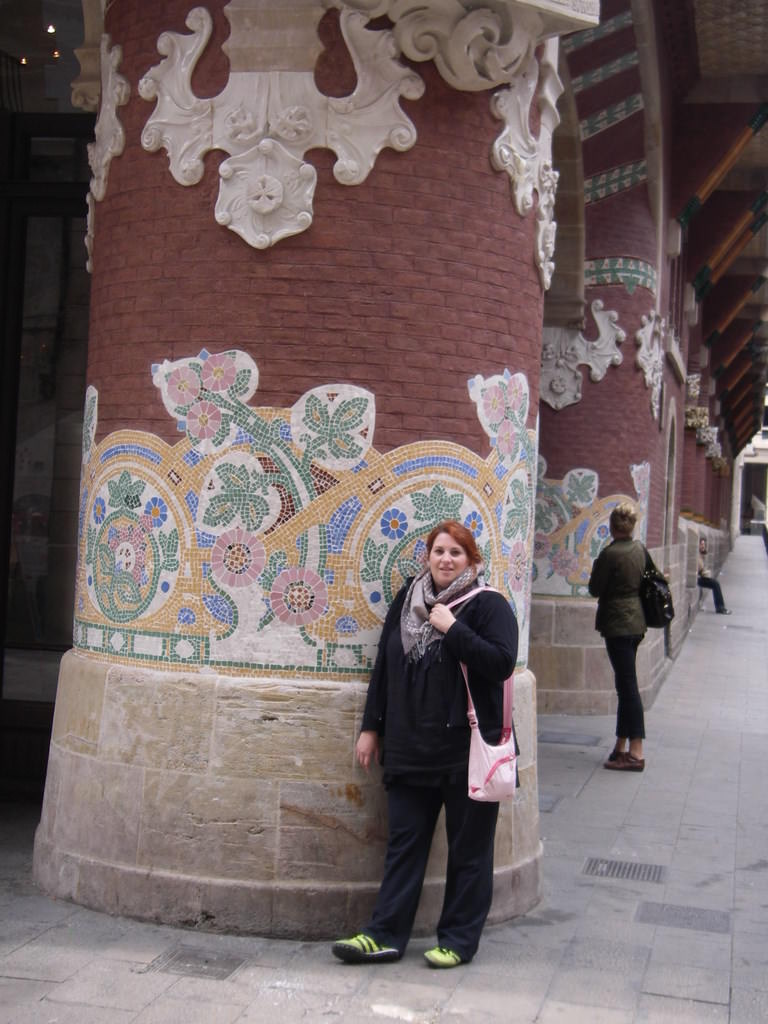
[33,0,598,936]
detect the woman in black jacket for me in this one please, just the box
[332,519,518,969]
[588,502,647,772]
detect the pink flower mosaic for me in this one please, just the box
[201,353,237,392]
[270,567,329,626]
[211,528,266,588]
[167,366,201,406]
[108,524,148,584]
[482,384,506,423]
[186,400,221,440]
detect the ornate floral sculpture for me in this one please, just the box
[685,406,709,431]
[635,310,666,421]
[540,299,625,410]
[85,35,130,271]
[137,1,596,255]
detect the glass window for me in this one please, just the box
[3,213,89,701]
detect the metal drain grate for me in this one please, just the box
[146,945,246,980]
[583,857,666,884]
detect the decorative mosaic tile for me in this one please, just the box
[584,257,657,296]
[74,352,537,677]
[580,94,644,141]
[584,160,647,204]
[571,51,639,94]
[561,10,634,54]
[531,457,650,596]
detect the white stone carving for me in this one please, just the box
[490,38,563,290]
[541,299,625,410]
[686,373,701,402]
[85,35,130,272]
[139,4,425,249]
[697,425,720,458]
[136,2,596,250]
[344,0,597,89]
[635,310,666,421]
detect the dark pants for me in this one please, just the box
[365,776,499,961]
[605,635,645,740]
[698,574,725,612]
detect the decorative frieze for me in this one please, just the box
[74,349,538,674]
[584,257,657,296]
[540,299,625,410]
[532,457,650,597]
[584,160,647,205]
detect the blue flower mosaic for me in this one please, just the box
[93,497,106,524]
[144,496,168,528]
[335,616,359,634]
[464,511,484,538]
[381,508,408,539]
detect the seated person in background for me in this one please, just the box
[697,537,731,615]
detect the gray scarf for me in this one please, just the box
[400,563,485,661]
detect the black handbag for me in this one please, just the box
[639,550,675,628]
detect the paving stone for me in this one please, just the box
[641,962,730,1004]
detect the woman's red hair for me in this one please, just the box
[425,520,482,564]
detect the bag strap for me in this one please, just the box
[445,585,514,741]
[459,663,514,742]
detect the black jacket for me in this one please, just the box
[361,579,519,776]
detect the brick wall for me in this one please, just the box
[89,2,543,452]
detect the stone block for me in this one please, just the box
[99,668,216,772]
[46,751,143,865]
[553,599,599,645]
[211,678,359,781]
[529,599,554,644]
[278,779,388,882]
[584,645,615,689]
[138,770,280,880]
[529,644,586,692]
[51,651,107,754]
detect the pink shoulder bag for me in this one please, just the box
[446,587,518,802]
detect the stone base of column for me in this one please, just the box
[530,596,669,715]
[33,652,541,937]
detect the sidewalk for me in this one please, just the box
[1,534,766,1023]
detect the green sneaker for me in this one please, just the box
[424,946,464,969]
[332,933,400,963]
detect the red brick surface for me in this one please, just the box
[90,2,543,454]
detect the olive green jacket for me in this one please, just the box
[588,538,647,637]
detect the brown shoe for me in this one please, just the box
[604,753,644,772]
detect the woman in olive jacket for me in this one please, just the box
[588,502,647,772]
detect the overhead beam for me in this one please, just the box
[678,103,768,226]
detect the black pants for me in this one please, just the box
[365,776,499,961]
[698,574,725,612]
[605,634,645,740]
